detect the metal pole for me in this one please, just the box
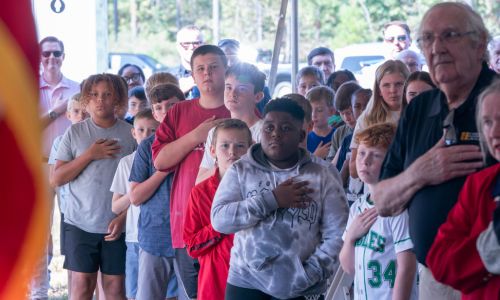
[290,0,298,93]
[268,0,288,94]
[212,0,219,43]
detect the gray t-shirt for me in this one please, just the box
[56,118,136,233]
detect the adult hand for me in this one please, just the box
[273,177,314,209]
[411,137,483,186]
[345,207,378,243]
[313,141,332,159]
[191,116,226,144]
[104,213,125,241]
[87,138,121,160]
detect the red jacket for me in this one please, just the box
[427,163,500,300]
[183,170,233,300]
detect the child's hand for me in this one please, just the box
[104,213,125,241]
[273,178,314,209]
[87,138,121,160]
[346,207,377,243]
[192,116,226,144]
[313,141,332,159]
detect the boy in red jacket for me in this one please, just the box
[183,119,252,300]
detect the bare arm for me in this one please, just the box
[393,250,417,300]
[41,100,68,129]
[154,116,222,170]
[348,148,358,178]
[129,171,169,206]
[373,138,483,217]
[111,192,130,214]
[52,139,120,186]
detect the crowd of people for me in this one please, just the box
[34,2,500,300]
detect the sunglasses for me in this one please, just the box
[443,109,457,146]
[384,35,407,43]
[41,51,63,58]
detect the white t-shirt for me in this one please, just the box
[350,110,400,149]
[199,119,263,169]
[343,194,418,300]
[110,151,140,242]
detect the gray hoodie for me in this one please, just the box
[211,144,348,299]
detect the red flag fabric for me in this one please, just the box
[0,1,49,299]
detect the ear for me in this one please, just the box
[329,107,336,115]
[210,144,217,160]
[65,110,71,119]
[131,128,136,139]
[307,121,314,132]
[254,91,264,103]
[299,128,306,144]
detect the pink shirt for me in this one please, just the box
[152,99,229,248]
[39,75,80,157]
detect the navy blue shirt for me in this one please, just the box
[307,128,335,154]
[380,64,497,265]
[129,134,175,257]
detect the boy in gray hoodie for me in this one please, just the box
[211,98,348,299]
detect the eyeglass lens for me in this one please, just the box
[41,51,63,58]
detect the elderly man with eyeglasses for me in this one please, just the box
[171,25,204,99]
[372,2,498,299]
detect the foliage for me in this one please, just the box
[108,0,500,67]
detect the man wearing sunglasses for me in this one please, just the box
[373,3,497,299]
[383,21,412,59]
[35,36,79,300]
[39,36,79,158]
[171,25,204,99]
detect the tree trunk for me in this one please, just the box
[130,0,137,38]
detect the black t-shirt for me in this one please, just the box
[380,64,497,265]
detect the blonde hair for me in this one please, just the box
[364,60,409,127]
[305,85,335,107]
[145,72,179,103]
[67,92,82,111]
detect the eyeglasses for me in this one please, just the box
[122,73,142,83]
[179,41,203,49]
[417,30,476,49]
[41,51,63,58]
[384,35,407,43]
[443,109,457,146]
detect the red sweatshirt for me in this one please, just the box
[427,163,500,299]
[183,170,233,300]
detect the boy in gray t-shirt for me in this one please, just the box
[53,74,136,299]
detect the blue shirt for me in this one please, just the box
[336,133,353,172]
[129,134,175,257]
[307,129,335,154]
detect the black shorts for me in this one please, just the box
[63,223,126,275]
[60,213,67,255]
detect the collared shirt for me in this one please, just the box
[168,64,200,99]
[380,63,497,265]
[40,74,80,157]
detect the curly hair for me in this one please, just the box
[80,73,128,113]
